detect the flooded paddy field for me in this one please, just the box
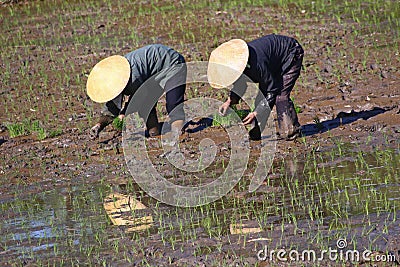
[0,0,399,266]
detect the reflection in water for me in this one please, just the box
[103,193,153,232]
[0,185,108,259]
[0,149,399,264]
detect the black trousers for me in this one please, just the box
[124,61,187,127]
[275,44,304,137]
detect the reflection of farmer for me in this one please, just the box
[208,34,304,140]
[87,44,186,139]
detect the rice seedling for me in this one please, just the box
[212,107,249,127]
[4,119,54,140]
[112,117,125,131]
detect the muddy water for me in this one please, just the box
[1,144,399,266]
[0,185,116,265]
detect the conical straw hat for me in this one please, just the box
[207,39,249,88]
[86,55,130,103]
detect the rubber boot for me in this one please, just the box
[276,97,301,140]
[248,119,261,141]
[249,125,261,141]
[146,112,160,137]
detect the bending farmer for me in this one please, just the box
[208,34,304,140]
[87,44,186,139]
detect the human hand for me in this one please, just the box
[218,100,231,116]
[242,111,257,125]
[90,123,102,139]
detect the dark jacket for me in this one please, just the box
[102,44,185,118]
[231,34,302,115]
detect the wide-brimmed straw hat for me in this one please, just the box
[86,55,130,103]
[207,39,249,88]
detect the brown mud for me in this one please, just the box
[0,0,399,266]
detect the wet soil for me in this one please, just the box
[0,0,399,266]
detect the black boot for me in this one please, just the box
[276,98,301,140]
[146,110,160,137]
[249,125,261,141]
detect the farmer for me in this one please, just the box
[87,44,186,139]
[207,34,304,140]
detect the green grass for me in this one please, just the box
[112,117,125,131]
[1,139,399,267]
[5,119,61,140]
[291,96,302,114]
[212,107,249,127]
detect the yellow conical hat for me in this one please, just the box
[207,39,249,88]
[86,55,130,103]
